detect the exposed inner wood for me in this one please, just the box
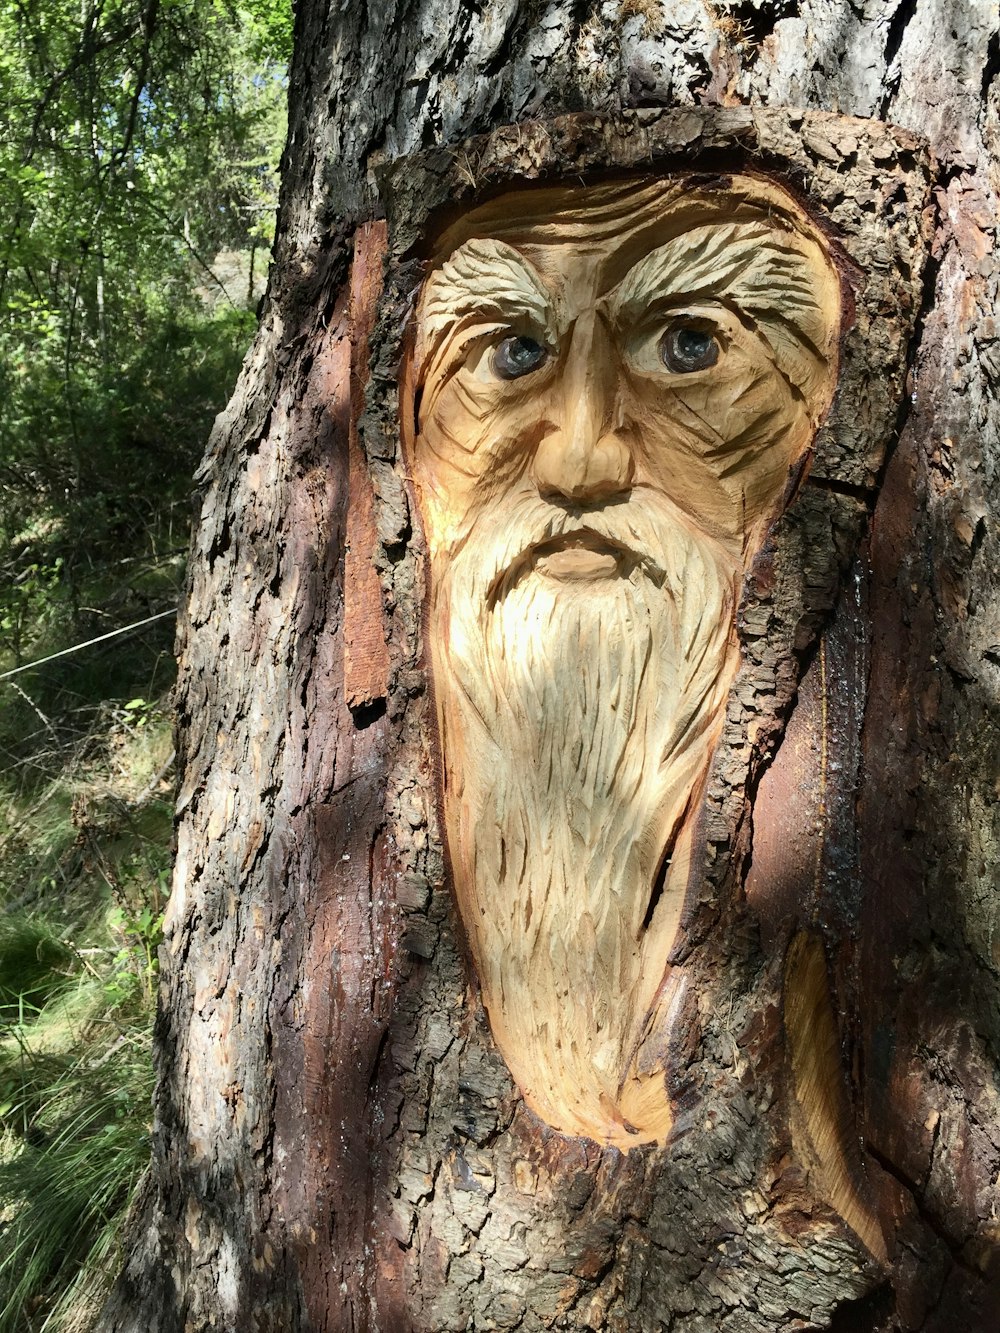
[344,221,391,712]
[785,932,888,1263]
[408,174,843,1146]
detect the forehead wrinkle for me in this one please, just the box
[428,175,839,302]
[430,178,684,253]
[421,239,552,342]
[430,183,693,310]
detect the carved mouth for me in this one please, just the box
[486,528,637,605]
[531,530,630,581]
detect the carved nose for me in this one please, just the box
[532,314,633,503]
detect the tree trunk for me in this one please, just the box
[98,3,1000,1330]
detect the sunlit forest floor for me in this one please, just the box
[0,2,290,1325]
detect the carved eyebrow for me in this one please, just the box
[417,239,552,386]
[613,222,836,398]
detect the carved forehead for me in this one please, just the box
[427,174,835,292]
[430,178,682,286]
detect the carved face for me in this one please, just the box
[408,176,842,1146]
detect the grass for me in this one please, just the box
[0,700,173,1332]
[0,12,283,1313]
[0,1016,155,1332]
[0,184,264,1333]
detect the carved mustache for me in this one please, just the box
[486,524,665,607]
[448,494,690,609]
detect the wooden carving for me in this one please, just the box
[408,176,844,1146]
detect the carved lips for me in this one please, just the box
[531,530,624,581]
[408,175,842,1146]
[484,509,665,606]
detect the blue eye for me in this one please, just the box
[660,323,719,373]
[492,335,547,380]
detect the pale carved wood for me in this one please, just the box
[408,175,844,1147]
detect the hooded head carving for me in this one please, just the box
[407,175,843,1146]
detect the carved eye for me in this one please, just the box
[492,335,547,380]
[659,323,720,374]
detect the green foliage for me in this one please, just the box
[0,0,291,1326]
[105,900,165,1008]
[242,0,296,64]
[0,917,73,1022]
[0,0,288,690]
[0,985,156,1332]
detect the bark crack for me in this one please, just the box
[866,1143,980,1280]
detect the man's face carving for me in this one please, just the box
[408,177,842,1146]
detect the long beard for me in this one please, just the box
[430,489,739,1143]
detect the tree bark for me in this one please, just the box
[98,2,1000,1330]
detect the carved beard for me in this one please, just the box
[431,487,740,1142]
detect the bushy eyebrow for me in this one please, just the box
[612,221,836,397]
[417,239,552,384]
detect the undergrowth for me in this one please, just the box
[0,1,291,1322]
[0,161,258,1333]
[0,292,249,1333]
[0,703,173,1332]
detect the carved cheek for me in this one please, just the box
[692,366,813,518]
[415,380,551,555]
[625,361,806,543]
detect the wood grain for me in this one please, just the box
[410,174,843,1146]
[344,221,390,713]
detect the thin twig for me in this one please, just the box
[6,682,58,743]
[133,750,175,807]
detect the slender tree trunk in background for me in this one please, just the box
[98,3,1000,1330]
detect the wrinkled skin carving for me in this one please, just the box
[407,176,843,1146]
